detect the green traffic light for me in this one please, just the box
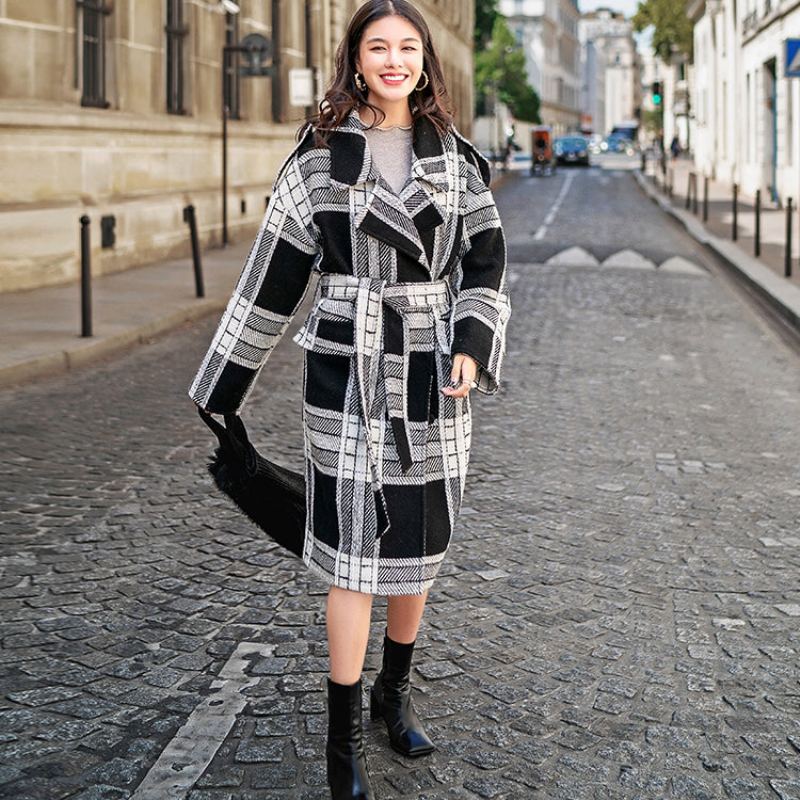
[653,94,662,105]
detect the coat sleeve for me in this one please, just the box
[449,137,511,395]
[188,142,320,414]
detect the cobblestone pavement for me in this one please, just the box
[2,161,800,800]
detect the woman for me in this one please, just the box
[188,2,510,797]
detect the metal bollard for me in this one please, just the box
[686,173,692,210]
[786,198,794,278]
[183,204,205,298]
[702,176,709,222]
[80,215,92,337]
[692,174,699,215]
[732,184,739,241]
[755,189,761,257]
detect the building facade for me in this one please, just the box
[499,0,582,134]
[580,34,607,135]
[579,8,640,137]
[689,0,799,203]
[0,0,474,294]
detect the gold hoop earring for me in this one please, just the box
[415,70,429,91]
[354,72,367,92]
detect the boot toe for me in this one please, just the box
[393,727,435,757]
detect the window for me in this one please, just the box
[78,0,111,108]
[166,0,188,114]
[224,11,241,119]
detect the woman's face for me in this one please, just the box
[354,15,424,104]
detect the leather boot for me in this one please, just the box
[326,676,374,800]
[369,631,435,757]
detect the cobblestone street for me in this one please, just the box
[2,161,800,799]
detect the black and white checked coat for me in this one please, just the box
[189,106,510,595]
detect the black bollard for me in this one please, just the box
[702,176,709,222]
[686,172,693,210]
[755,189,761,257]
[80,215,92,337]
[183,204,205,298]
[732,184,738,241]
[786,198,794,278]
[692,173,699,215]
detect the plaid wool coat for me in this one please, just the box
[188,106,511,595]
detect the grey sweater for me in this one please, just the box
[362,124,414,195]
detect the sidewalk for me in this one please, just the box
[0,171,512,391]
[636,156,800,332]
[0,241,251,389]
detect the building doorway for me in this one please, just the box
[763,58,778,202]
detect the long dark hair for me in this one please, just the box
[297,0,454,148]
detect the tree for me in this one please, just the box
[632,0,693,61]
[475,0,500,50]
[474,16,541,123]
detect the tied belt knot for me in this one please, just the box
[310,274,454,538]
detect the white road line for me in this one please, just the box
[532,172,575,241]
[131,642,275,800]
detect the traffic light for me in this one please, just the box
[651,81,663,106]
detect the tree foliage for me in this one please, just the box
[475,0,500,50]
[474,15,541,123]
[633,0,693,61]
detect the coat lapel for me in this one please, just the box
[329,107,451,274]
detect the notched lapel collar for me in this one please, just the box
[329,107,452,271]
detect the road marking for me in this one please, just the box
[602,249,657,269]
[130,641,274,800]
[546,246,599,267]
[659,256,707,276]
[532,172,574,241]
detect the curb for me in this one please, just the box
[0,297,225,391]
[634,170,800,333]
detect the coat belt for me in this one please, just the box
[315,273,453,538]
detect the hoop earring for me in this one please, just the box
[354,72,367,92]
[415,70,429,91]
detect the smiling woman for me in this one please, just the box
[187,2,510,798]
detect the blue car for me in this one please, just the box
[553,135,590,166]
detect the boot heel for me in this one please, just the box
[369,686,382,721]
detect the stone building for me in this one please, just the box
[690,0,799,203]
[499,0,582,134]
[0,0,474,294]
[579,8,640,137]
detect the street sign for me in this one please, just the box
[787,39,800,78]
[289,68,314,107]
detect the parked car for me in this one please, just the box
[603,134,637,156]
[553,135,590,166]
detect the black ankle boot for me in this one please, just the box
[326,677,374,800]
[369,631,435,757]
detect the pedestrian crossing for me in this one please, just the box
[541,246,706,275]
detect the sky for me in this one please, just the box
[580,0,641,17]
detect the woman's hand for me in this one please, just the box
[441,353,479,398]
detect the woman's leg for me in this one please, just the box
[371,588,435,757]
[327,585,374,684]
[386,589,429,643]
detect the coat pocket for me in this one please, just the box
[293,296,355,356]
